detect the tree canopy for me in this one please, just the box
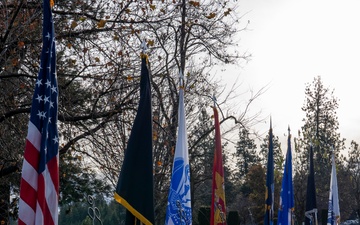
[0,0,258,223]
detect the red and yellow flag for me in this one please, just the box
[211,106,226,225]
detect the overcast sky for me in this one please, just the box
[220,0,360,153]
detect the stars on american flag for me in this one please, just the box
[49,100,55,108]
[45,79,51,87]
[51,85,57,93]
[37,110,46,120]
[36,79,43,87]
[45,32,51,40]
[31,0,58,154]
[34,87,56,120]
[36,94,43,103]
[44,95,50,104]
[53,136,59,144]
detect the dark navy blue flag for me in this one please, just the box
[305,145,318,225]
[264,120,274,225]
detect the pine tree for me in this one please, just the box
[300,76,344,163]
[235,127,260,180]
[294,76,345,222]
[259,131,284,172]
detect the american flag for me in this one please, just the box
[18,0,59,224]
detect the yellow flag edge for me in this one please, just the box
[114,192,153,225]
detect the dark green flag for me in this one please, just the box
[114,54,155,225]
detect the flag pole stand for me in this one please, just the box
[87,195,103,225]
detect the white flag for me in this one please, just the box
[165,79,192,225]
[327,152,340,225]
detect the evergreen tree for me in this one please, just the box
[187,107,215,224]
[0,0,260,221]
[60,150,112,205]
[345,141,360,220]
[235,126,260,180]
[294,76,345,223]
[259,131,284,172]
[300,76,344,161]
[242,164,266,225]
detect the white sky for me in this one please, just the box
[220,0,360,154]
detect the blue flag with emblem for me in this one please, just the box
[165,71,192,225]
[327,151,340,225]
[277,128,294,225]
